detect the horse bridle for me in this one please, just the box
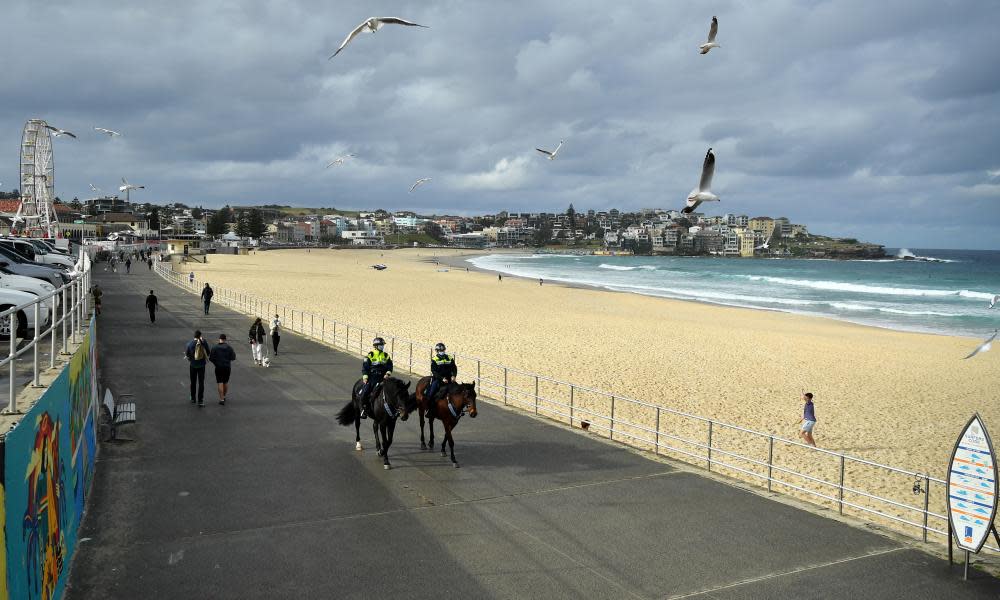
[378,383,406,420]
[446,388,472,419]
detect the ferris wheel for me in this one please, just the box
[18,119,60,237]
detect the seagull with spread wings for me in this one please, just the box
[89,183,102,194]
[329,17,428,59]
[326,154,356,168]
[44,125,76,138]
[699,16,720,54]
[536,140,564,160]
[682,148,720,214]
[119,177,144,193]
[989,294,999,309]
[963,330,997,360]
[94,127,121,137]
[409,178,432,193]
[755,232,773,251]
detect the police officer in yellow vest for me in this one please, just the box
[360,337,393,418]
[426,342,457,403]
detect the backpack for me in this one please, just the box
[193,340,207,361]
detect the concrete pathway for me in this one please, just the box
[65,266,1000,599]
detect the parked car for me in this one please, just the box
[0,288,41,341]
[0,270,56,308]
[29,239,70,257]
[0,239,74,269]
[0,247,68,287]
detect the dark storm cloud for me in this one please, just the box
[2,0,999,248]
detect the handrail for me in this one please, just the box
[1,251,93,414]
[152,259,991,553]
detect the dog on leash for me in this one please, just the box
[262,357,271,368]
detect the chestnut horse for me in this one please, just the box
[412,377,477,467]
[337,377,412,469]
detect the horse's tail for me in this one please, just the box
[336,400,357,426]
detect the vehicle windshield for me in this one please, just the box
[29,241,49,254]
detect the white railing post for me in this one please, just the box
[61,287,68,355]
[655,407,660,453]
[610,396,616,440]
[32,302,40,387]
[707,421,713,471]
[838,455,846,515]
[767,436,775,492]
[922,476,931,543]
[534,376,539,415]
[70,282,77,343]
[7,311,17,413]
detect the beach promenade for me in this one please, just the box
[65,266,1000,599]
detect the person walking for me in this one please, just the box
[189,271,195,286]
[147,257,153,270]
[248,317,267,365]
[185,330,211,406]
[125,257,132,273]
[145,289,158,324]
[795,392,818,447]
[91,284,103,316]
[201,283,214,315]
[209,333,237,405]
[270,313,282,356]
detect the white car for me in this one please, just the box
[0,288,50,341]
[0,271,57,313]
[0,239,74,269]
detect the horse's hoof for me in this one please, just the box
[355,442,362,451]
[384,464,391,470]
[453,463,460,468]
[441,451,447,457]
[420,443,426,450]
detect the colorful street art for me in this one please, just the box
[3,319,98,600]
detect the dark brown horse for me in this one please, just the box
[412,377,477,467]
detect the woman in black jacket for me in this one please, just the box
[249,317,267,366]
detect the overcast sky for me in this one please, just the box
[2,1,999,248]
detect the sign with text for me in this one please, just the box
[947,413,998,553]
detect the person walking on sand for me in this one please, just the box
[185,330,211,406]
[145,289,158,324]
[498,274,502,282]
[795,392,818,447]
[201,283,214,315]
[249,317,267,365]
[270,313,282,356]
[210,333,237,405]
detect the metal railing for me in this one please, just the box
[154,260,988,553]
[1,253,93,414]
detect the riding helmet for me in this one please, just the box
[372,336,385,347]
[434,342,446,353]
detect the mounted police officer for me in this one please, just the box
[426,342,457,404]
[360,337,393,418]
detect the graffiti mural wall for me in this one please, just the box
[2,320,98,600]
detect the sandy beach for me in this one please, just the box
[178,247,1000,524]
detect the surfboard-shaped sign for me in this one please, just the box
[947,413,998,553]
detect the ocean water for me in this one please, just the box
[467,249,1000,338]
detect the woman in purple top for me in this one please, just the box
[796,392,817,447]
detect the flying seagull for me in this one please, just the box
[989,294,999,309]
[329,17,428,59]
[682,148,719,214]
[44,125,76,138]
[94,127,121,137]
[119,177,144,192]
[409,177,432,193]
[963,330,997,360]
[326,154,356,168]
[755,233,773,251]
[536,140,564,160]
[699,16,720,54]
[89,183,102,193]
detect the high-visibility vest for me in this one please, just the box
[432,353,453,365]
[368,350,390,365]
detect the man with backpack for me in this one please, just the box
[185,330,211,406]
